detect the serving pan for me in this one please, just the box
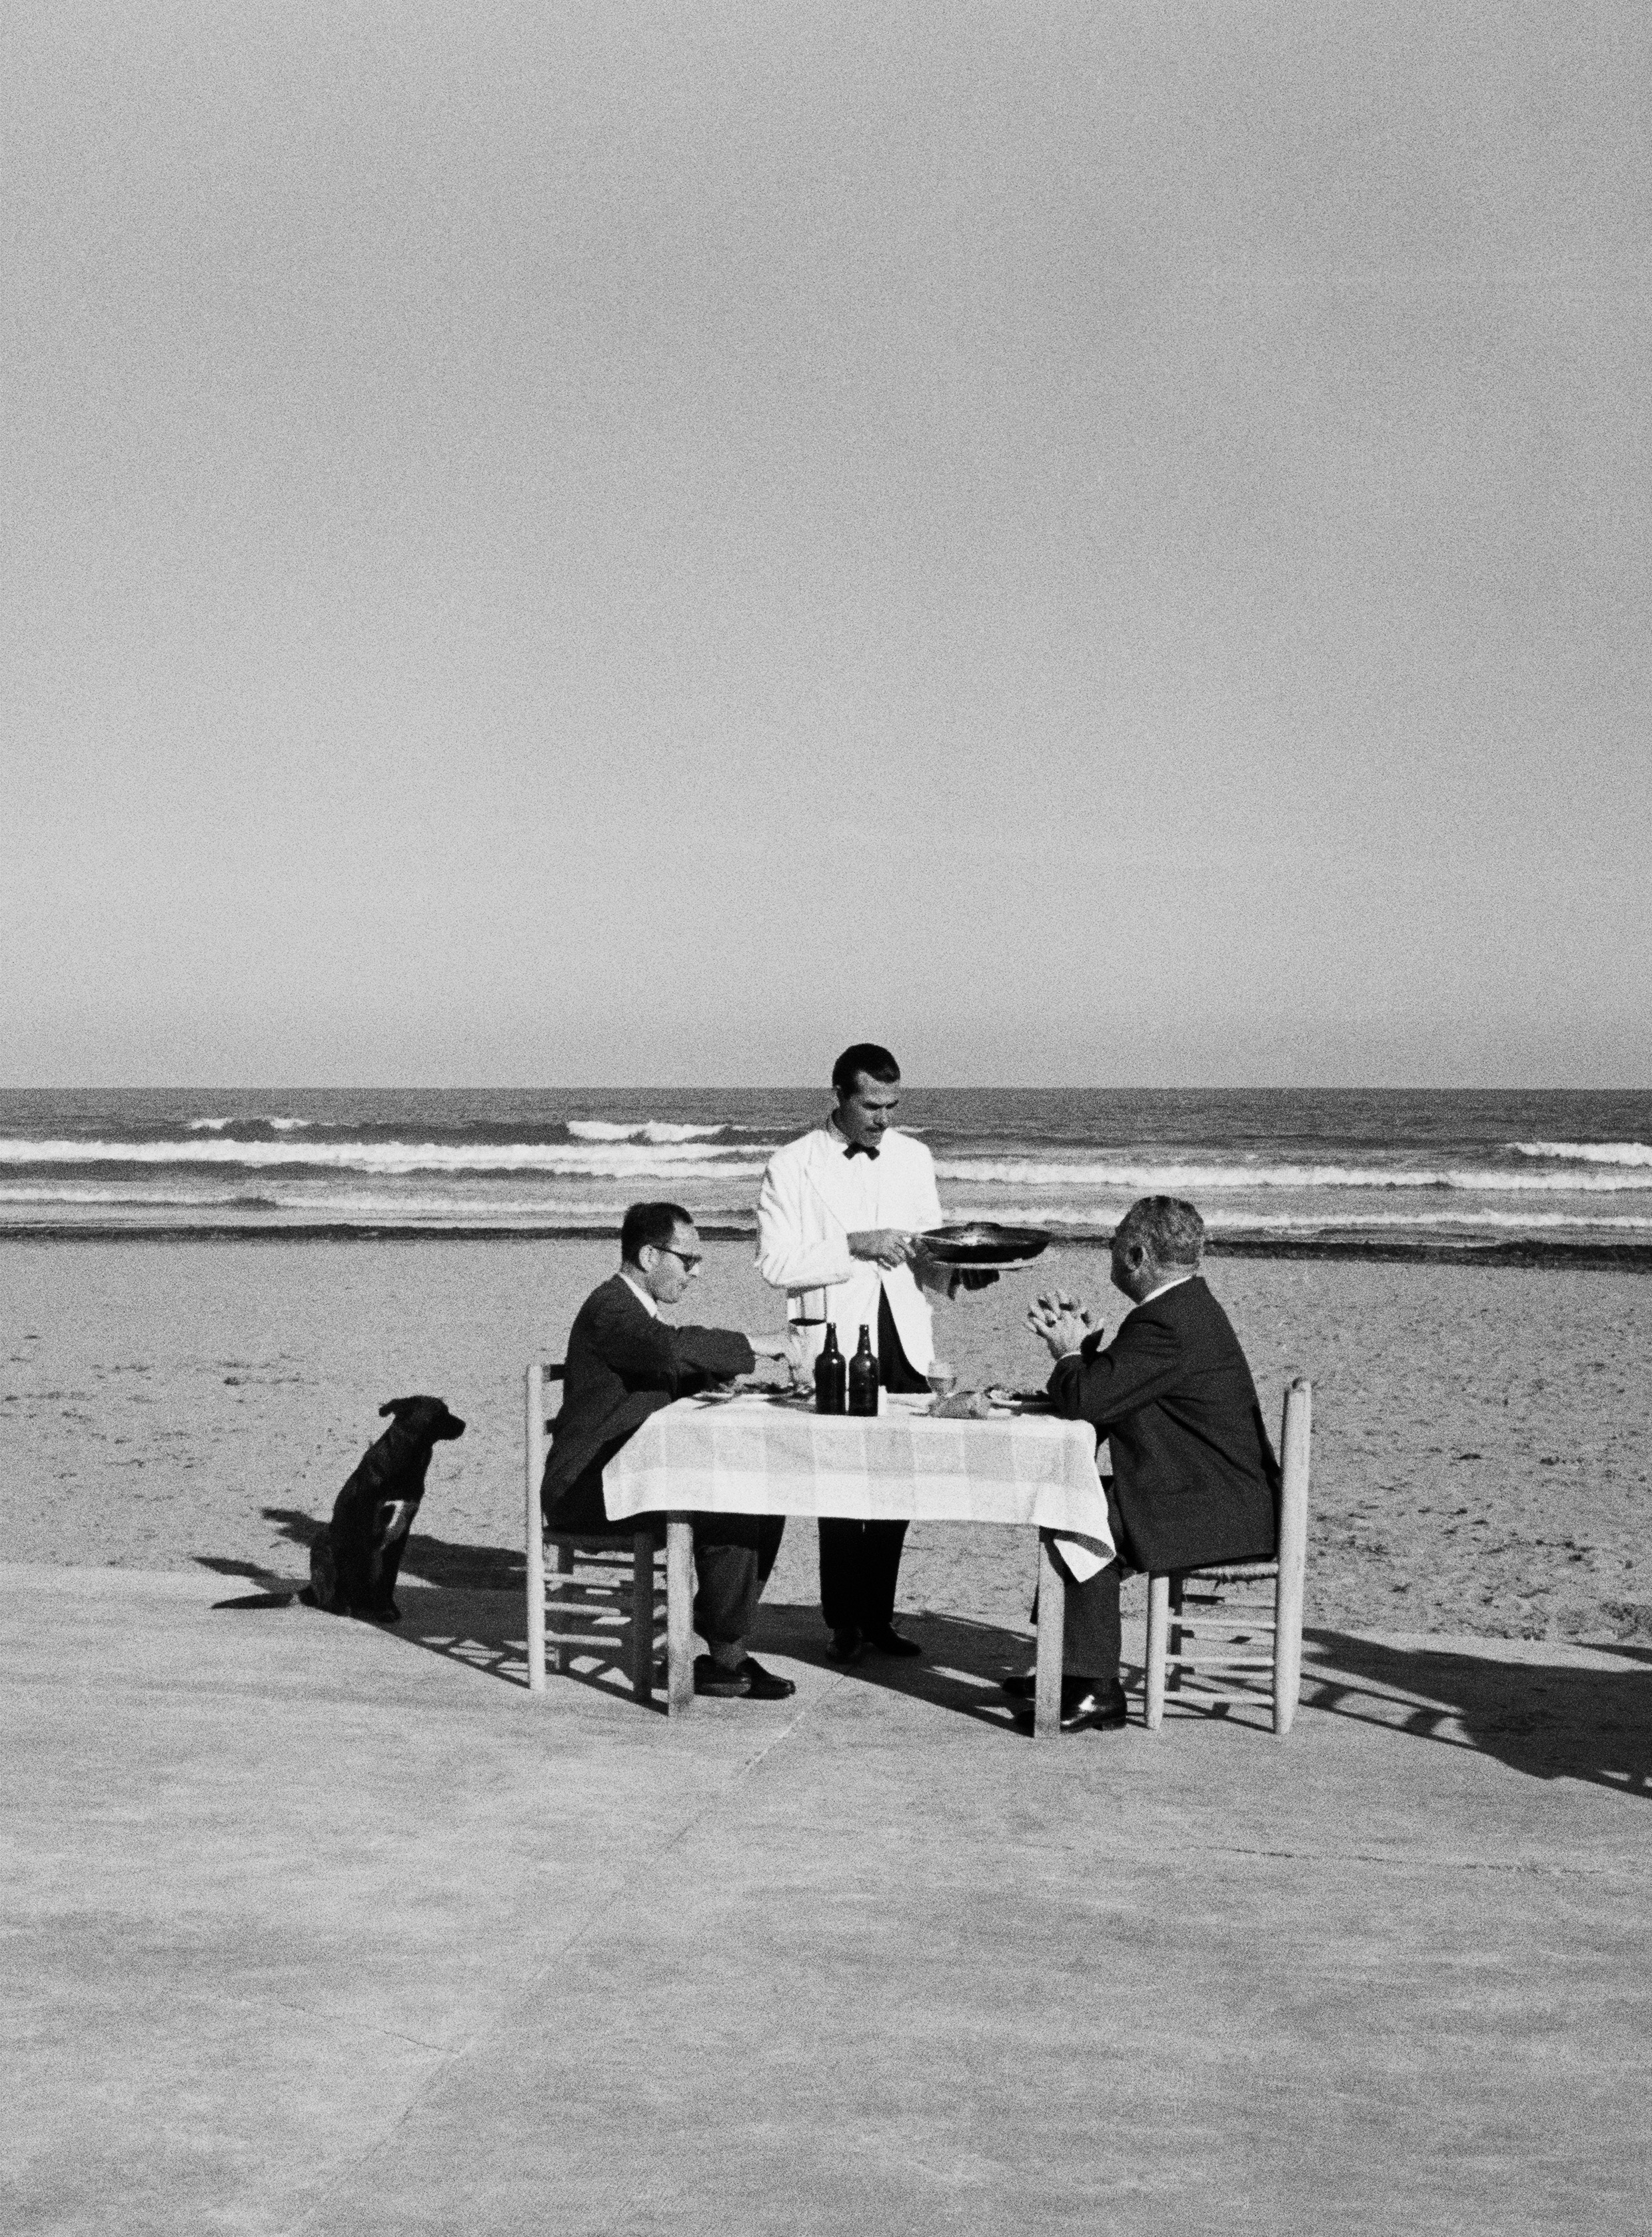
[918,1222,1052,1269]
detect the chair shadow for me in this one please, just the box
[195,1508,542,1691]
[1293,1626,1652,1796]
[199,1513,1649,1778]
[192,1514,1057,1720]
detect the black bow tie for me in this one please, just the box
[844,1141,880,1160]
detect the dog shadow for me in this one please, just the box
[194,1510,522,1662]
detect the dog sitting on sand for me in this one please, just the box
[309,1396,466,1621]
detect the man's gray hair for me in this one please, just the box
[1114,1195,1206,1268]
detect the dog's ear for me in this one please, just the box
[379,1397,421,1420]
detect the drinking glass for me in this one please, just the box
[926,1359,958,1402]
[788,1321,826,1396]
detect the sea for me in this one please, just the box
[1,1087,1650,1266]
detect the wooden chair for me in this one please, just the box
[524,1360,664,1702]
[1142,1377,1311,1736]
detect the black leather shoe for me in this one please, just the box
[1004,1670,1119,1705]
[694,1654,797,1700]
[1014,1686,1130,1734]
[864,1624,923,1658]
[824,1626,863,1662]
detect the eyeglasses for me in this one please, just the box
[651,1243,703,1270]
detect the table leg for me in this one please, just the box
[1034,1534,1066,1738]
[666,1513,694,1717]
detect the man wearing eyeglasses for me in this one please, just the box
[540,1200,796,1699]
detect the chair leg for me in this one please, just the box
[1168,1573,1185,1693]
[525,1363,546,1694]
[629,1533,655,1702]
[1145,1574,1170,1731]
[1273,1379,1311,1736]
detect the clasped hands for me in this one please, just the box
[1026,1288,1099,1362]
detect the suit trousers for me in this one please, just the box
[818,1286,928,1634]
[687,1513,787,1649]
[1043,1480,1127,1687]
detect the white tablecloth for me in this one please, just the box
[604,1391,1114,1558]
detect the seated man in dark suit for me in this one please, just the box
[542,1200,796,1700]
[1020,1195,1279,1733]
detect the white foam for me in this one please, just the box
[187,1115,311,1132]
[0,1136,766,1179]
[568,1120,727,1143]
[1513,1139,1652,1168]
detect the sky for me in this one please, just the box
[3,1,1648,1089]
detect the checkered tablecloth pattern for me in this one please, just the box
[604,1391,1113,1548]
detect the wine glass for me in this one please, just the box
[926,1358,958,1404]
[787,1321,826,1396]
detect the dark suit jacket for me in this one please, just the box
[1048,1275,1279,1574]
[540,1272,755,1532]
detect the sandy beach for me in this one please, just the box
[3,1236,1647,1642]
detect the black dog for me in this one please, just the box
[309,1396,465,1620]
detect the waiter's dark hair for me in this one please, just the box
[1113,1196,1206,1269]
[620,1201,694,1264]
[832,1043,900,1099]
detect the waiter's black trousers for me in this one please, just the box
[818,1288,928,1634]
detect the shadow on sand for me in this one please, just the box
[195,1519,1652,1788]
[1293,1627,1652,1796]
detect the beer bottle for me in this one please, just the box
[848,1324,880,1416]
[814,1324,848,1414]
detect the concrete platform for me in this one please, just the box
[3,1562,1649,2236]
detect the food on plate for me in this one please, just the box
[930,1388,997,1420]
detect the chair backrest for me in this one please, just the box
[529,1358,564,1443]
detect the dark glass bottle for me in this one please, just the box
[848,1324,880,1416]
[814,1324,848,1414]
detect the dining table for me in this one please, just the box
[602,1386,1114,1737]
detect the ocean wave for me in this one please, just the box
[568,1120,731,1144]
[933,1157,1652,1194]
[950,1202,1652,1235]
[187,1115,313,1133]
[0,1184,281,1208]
[0,1136,767,1179]
[1513,1139,1652,1168]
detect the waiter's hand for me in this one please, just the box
[1026,1289,1096,1361]
[848,1228,912,1267]
[744,1336,794,1360]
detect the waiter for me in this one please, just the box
[755,1041,976,1664]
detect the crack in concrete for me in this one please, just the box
[285,1680,834,2234]
[1204,1844,1632,1879]
[262,1994,455,2058]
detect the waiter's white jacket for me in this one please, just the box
[755,1122,947,1373]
